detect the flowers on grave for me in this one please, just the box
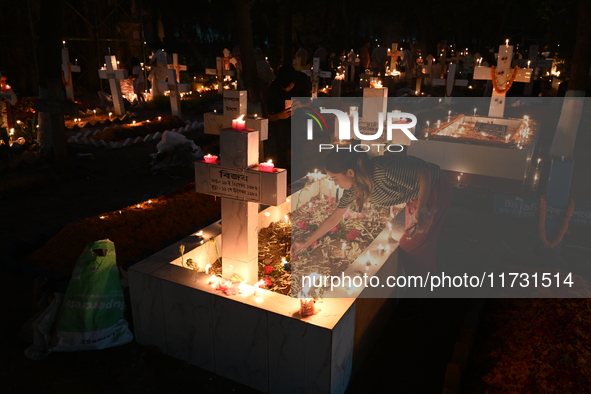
[28,182,221,275]
[263,265,274,275]
[262,277,273,287]
[346,229,361,241]
[296,220,308,231]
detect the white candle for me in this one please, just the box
[377,244,385,253]
[473,108,477,116]
[205,264,212,274]
[505,39,509,46]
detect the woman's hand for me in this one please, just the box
[291,241,307,255]
[268,108,292,121]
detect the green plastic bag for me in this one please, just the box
[52,239,133,351]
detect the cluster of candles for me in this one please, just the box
[202,154,275,172]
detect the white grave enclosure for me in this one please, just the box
[128,176,405,393]
[407,114,538,181]
[98,55,128,116]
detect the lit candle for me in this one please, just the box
[377,244,385,254]
[505,39,509,46]
[473,108,477,117]
[426,120,430,128]
[259,159,275,172]
[205,264,212,275]
[232,115,246,131]
[203,154,218,163]
[385,245,391,253]
[109,112,113,119]
[365,250,371,263]
[253,280,264,296]
[436,120,441,128]
[536,158,541,169]
[342,242,347,258]
[282,257,289,270]
[527,60,531,68]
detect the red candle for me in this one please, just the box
[203,154,218,163]
[259,159,274,172]
[232,115,246,131]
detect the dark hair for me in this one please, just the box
[276,65,296,89]
[325,150,373,210]
[149,41,162,50]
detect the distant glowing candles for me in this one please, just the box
[536,158,541,169]
[232,115,246,131]
[505,39,509,46]
[259,159,275,172]
[203,154,218,163]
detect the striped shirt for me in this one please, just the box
[337,154,440,209]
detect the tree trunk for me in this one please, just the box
[233,0,261,115]
[549,0,591,158]
[37,0,68,168]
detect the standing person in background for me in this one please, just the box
[130,57,145,107]
[148,42,167,98]
[371,42,388,76]
[359,41,371,71]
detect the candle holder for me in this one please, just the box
[203,154,218,164]
[299,297,315,317]
[259,160,275,172]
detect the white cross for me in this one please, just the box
[342,50,359,82]
[61,47,81,101]
[98,55,128,116]
[167,53,187,83]
[206,56,235,95]
[194,127,287,284]
[414,63,430,95]
[203,90,268,142]
[473,43,532,117]
[158,68,189,118]
[302,58,332,98]
[388,43,403,73]
[432,63,469,98]
[512,45,554,96]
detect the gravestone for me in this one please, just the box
[473,42,532,117]
[98,55,128,116]
[194,126,287,284]
[343,49,359,83]
[167,53,187,83]
[34,79,79,167]
[203,90,268,156]
[158,68,189,118]
[61,45,81,101]
[512,45,554,96]
[432,63,468,98]
[302,58,332,98]
[206,56,235,95]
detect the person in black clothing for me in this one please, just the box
[265,66,311,179]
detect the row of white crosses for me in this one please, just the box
[302,58,332,98]
[195,91,286,284]
[98,53,189,118]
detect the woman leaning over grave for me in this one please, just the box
[291,149,452,277]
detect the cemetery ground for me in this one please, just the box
[1,103,591,393]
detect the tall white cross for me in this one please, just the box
[206,56,235,95]
[473,43,532,118]
[194,127,287,284]
[388,43,403,72]
[158,68,189,118]
[98,55,128,116]
[167,53,187,83]
[343,50,358,82]
[61,46,81,101]
[432,63,468,98]
[302,58,332,98]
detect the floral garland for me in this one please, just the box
[538,195,575,248]
[490,65,518,94]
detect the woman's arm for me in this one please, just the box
[291,207,347,255]
[267,108,291,122]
